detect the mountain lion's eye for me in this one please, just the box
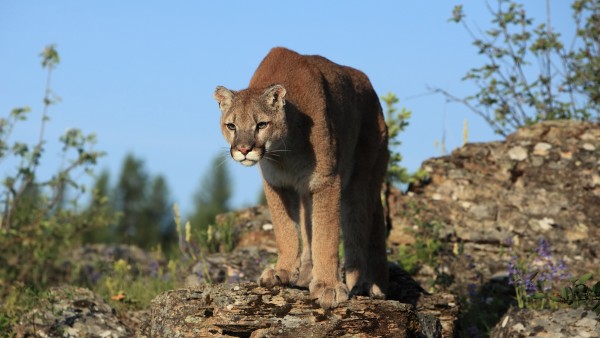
[257,122,269,129]
[226,123,236,131]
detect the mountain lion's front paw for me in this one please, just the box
[309,280,349,309]
[258,268,292,288]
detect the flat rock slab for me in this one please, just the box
[141,282,441,337]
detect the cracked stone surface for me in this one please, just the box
[139,282,443,338]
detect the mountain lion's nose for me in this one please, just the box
[237,145,252,155]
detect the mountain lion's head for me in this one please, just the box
[214,85,288,167]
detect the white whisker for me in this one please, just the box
[262,155,279,163]
[282,139,289,152]
[216,157,230,168]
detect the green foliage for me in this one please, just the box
[501,236,600,324]
[0,284,50,334]
[208,214,237,253]
[391,220,444,278]
[0,45,110,331]
[93,257,178,312]
[0,45,235,336]
[382,92,411,186]
[389,202,446,284]
[532,273,600,315]
[438,0,599,136]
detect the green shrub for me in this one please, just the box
[0,45,110,332]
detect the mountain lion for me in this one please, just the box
[214,47,389,308]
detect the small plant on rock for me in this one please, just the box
[508,238,570,308]
[550,273,600,314]
[506,236,571,309]
[505,236,599,313]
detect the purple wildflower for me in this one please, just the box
[550,262,558,276]
[524,272,536,295]
[536,238,551,260]
[557,259,571,280]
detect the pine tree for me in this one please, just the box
[147,175,176,254]
[114,154,150,244]
[111,153,175,251]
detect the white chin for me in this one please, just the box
[240,160,257,167]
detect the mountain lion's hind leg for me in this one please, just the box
[341,179,371,296]
[367,197,388,299]
[366,144,390,299]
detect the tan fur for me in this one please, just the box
[214,47,389,309]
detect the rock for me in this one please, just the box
[216,205,277,253]
[140,282,443,338]
[508,146,528,161]
[161,263,459,337]
[491,307,600,338]
[184,247,275,286]
[15,286,132,338]
[533,142,552,156]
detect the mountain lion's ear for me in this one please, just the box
[262,84,286,111]
[214,86,235,113]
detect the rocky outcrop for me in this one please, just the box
[140,282,442,338]
[390,121,600,285]
[388,120,600,335]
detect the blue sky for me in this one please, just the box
[0,1,576,214]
